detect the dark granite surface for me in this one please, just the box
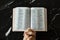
[0,0,60,40]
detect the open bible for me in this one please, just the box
[12,7,47,31]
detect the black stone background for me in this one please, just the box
[0,0,60,40]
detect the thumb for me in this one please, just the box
[27,36,33,40]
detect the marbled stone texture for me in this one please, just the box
[0,0,60,40]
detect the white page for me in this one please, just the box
[31,7,47,31]
[12,7,30,31]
